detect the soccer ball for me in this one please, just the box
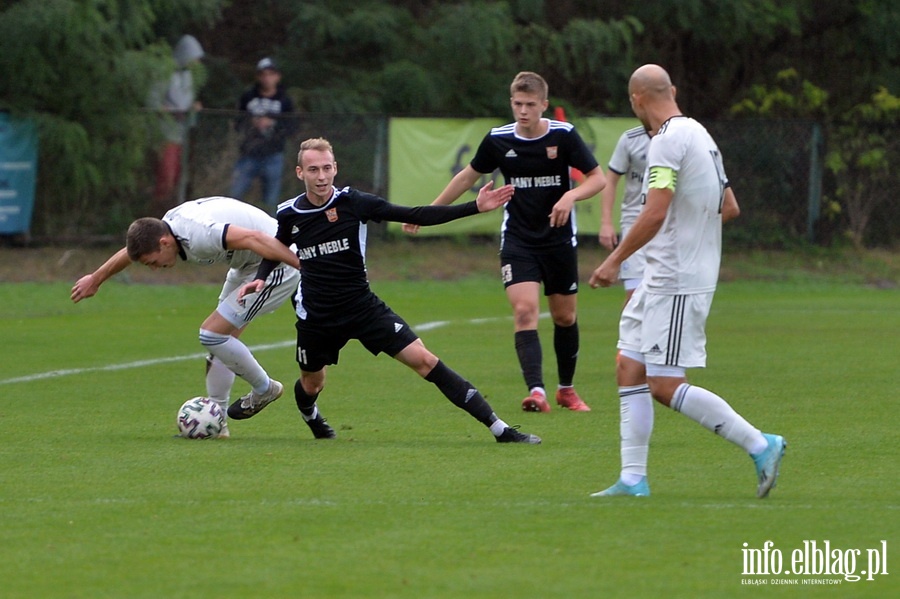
[176,396,225,439]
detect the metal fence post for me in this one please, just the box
[806,123,823,243]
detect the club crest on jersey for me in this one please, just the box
[546,146,558,159]
[325,208,338,222]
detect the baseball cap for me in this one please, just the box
[256,57,279,72]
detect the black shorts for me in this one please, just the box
[499,244,579,296]
[294,295,419,372]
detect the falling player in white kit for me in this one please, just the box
[71,197,301,437]
[589,65,786,498]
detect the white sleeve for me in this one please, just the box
[607,132,631,175]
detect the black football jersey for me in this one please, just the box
[268,186,479,324]
[470,119,598,251]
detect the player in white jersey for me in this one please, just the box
[589,65,786,499]
[71,197,301,437]
[599,125,650,301]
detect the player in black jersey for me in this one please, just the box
[405,72,607,414]
[235,137,541,444]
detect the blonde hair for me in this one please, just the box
[510,71,548,100]
[297,137,334,166]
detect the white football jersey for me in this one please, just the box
[642,117,728,294]
[162,197,279,272]
[607,125,650,229]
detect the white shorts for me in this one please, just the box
[618,226,645,284]
[216,265,300,329]
[617,285,713,369]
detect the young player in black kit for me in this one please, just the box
[233,137,541,444]
[405,71,607,413]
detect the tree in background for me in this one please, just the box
[825,88,899,248]
[266,0,639,117]
[732,69,899,248]
[0,0,225,236]
[1,0,897,243]
[246,0,897,120]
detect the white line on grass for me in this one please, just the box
[3,496,830,510]
[1,313,540,386]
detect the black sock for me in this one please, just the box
[554,321,579,387]
[294,378,319,418]
[424,361,497,426]
[514,329,543,390]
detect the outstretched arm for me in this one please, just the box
[224,225,300,269]
[403,165,484,234]
[432,165,484,207]
[473,180,515,213]
[70,247,132,303]
[384,181,513,227]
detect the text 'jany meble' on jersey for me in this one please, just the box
[510,175,562,189]
[296,237,351,260]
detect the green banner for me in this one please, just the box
[387,116,640,236]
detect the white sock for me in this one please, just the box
[300,405,319,422]
[619,385,653,485]
[490,419,509,436]
[199,329,270,394]
[530,387,546,397]
[672,383,767,454]
[205,355,236,413]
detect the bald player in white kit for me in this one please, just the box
[589,65,786,498]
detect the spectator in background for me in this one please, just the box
[230,57,296,210]
[148,34,205,215]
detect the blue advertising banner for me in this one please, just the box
[0,113,39,235]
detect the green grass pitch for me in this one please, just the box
[0,277,897,598]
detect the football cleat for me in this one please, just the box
[227,379,283,420]
[752,433,786,499]
[304,414,336,439]
[496,425,541,444]
[521,390,551,413]
[555,387,591,411]
[590,477,650,497]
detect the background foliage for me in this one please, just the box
[0,0,897,245]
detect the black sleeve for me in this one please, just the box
[366,197,480,225]
[565,127,600,173]
[469,134,499,175]
[254,258,277,282]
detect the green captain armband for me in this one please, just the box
[647,166,677,192]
